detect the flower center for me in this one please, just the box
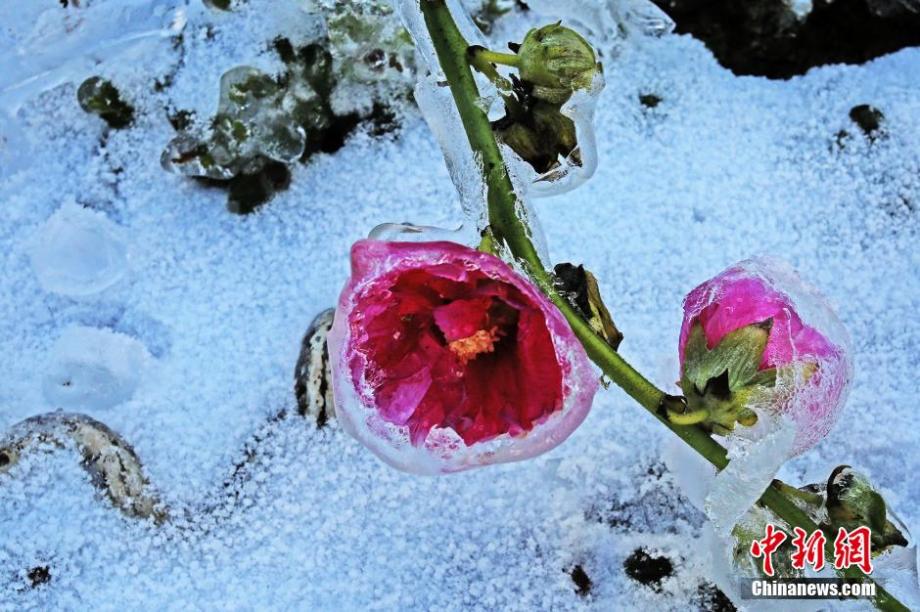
[447,326,503,365]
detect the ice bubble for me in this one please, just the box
[43,326,151,411]
[28,202,129,298]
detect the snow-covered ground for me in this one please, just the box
[0,1,917,610]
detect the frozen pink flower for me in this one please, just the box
[327,239,597,474]
[677,258,851,455]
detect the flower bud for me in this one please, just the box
[825,466,908,551]
[327,240,598,474]
[516,23,599,104]
[494,101,579,175]
[675,258,851,455]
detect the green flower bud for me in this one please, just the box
[825,466,909,552]
[516,23,599,104]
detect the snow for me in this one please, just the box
[27,200,129,298]
[0,0,918,610]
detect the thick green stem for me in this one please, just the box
[419,2,905,610]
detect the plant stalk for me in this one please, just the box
[419,1,905,609]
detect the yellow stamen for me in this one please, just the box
[448,327,502,365]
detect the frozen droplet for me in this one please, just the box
[28,202,129,298]
[43,326,150,411]
[368,222,470,243]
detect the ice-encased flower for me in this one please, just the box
[677,258,852,455]
[327,240,597,474]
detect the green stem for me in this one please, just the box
[772,479,826,507]
[473,48,520,67]
[468,46,513,91]
[419,2,905,610]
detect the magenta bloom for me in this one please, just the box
[678,258,851,455]
[327,240,597,474]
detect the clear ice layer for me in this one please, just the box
[27,201,129,299]
[43,326,151,411]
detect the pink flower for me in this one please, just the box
[327,240,598,474]
[678,258,851,455]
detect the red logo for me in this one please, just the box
[751,524,873,576]
[750,524,788,577]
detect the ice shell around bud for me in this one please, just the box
[327,240,598,475]
[679,258,852,456]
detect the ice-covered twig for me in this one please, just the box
[414,1,906,608]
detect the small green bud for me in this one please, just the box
[517,23,599,104]
[825,466,908,552]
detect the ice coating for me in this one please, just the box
[413,75,490,228]
[42,326,151,411]
[679,257,852,456]
[0,0,185,179]
[327,240,598,474]
[320,0,416,116]
[504,71,605,198]
[27,201,129,298]
[396,0,603,223]
[368,221,472,244]
[0,0,186,113]
[161,65,308,180]
[525,0,675,44]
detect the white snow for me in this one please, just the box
[0,0,918,610]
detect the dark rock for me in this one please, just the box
[568,564,592,597]
[639,93,662,108]
[849,104,885,139]
[652,0,920,78]
[696,581,737,612]
[27,566,51,588]
[623,548,674,591]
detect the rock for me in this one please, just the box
[652,0,920,78]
